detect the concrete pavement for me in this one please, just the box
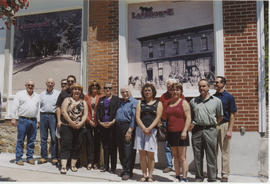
[0,151,267,182]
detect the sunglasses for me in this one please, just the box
[104,87,112,90]
[215,81,221,84]
[67,80,75,83]
[27,84,34,87]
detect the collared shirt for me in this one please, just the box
[10,90,40,121]
[40,89,60,113]
[190,95,223,126]
[214,90,237,123]
[115,96,138,128]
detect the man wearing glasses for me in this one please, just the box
[60,79,68,91]
[10,80,40,166]
[56,75,76,129]
[214,76,237,182]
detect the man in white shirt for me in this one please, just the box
[11,80,40,166]
[38,78,60,165]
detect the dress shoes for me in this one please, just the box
[27,159,35,165]
[38,158,47,164]
[16,160,24,166]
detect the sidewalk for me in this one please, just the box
[0,152,266,182]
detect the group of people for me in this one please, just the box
[10,74,237,182]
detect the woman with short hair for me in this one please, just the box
[60,83,88,174]
[166,83,191,182]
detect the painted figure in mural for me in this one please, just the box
[134,83,163,182]
[190,79,223,182]
[0,92,1,118]
[214,76,237,182]
[166,83,191,182]
[38,78,60,165]
[160,78,177,174]
[10,80,40,166]
[59,83,88,174]
[84,80,104,170]
[115,87,138,180]
[96,82,120,173]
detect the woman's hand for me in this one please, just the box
[142,127,151,136]
[89,120,96,127]
[181,131,187,140]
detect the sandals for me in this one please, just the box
[93,164,98,170]
[148,177,154,182]
[87,164,92,170]
[60,167,67,174]
[70,166,78,172]
[139,177,148,182]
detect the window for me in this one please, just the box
[201,34,208,50]
[187,36,193,53]
[148,43,153,58]
[160,41,165,57]
[173,39,179,55]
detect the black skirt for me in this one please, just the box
[167,131,190,147]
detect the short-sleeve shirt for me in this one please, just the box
[190,95,223,126]
[214,90,237,123]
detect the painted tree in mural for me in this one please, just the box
[0,0,30,29]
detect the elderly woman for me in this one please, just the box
[60,83,88,174]
[166,83,191,182]
[134,83,163,182]
[96,82,120,173]
[84,80,103,170]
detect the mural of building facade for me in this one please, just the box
[127,1,214,96]
[137,24,214,90]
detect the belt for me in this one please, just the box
[193,124,216,131]
[41,112,56,115]
[19,116,37,121]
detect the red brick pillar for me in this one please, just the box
[223,1,258,131]
[89,0,119,94]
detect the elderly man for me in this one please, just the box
[160,78,177,173]
[115,87,138,180]
[214,76,237,182]
[190,79,223,182]
[38,78,60,165]
[11,80,40,166]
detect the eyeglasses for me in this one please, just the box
[27,84,34,87]
[61,83,67,87]
[104,87,112,90]
[215,81,221,84]
[68,80,75,83]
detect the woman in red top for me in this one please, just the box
[84,81,103,170]
[166,83,191,182]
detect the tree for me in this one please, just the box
[0,0,30,29]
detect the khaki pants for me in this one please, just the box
[216,122,230,178]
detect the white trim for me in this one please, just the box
[214,1,224,77]
[119,0,224,97]
[256,1,266,133]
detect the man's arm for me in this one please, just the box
[226,112,236,138]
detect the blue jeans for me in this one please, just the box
[163,121,173,168]
[40,113,57,159]
[16,117,37,161]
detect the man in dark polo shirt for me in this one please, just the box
[190,79,223,182]
[214,76,237,182]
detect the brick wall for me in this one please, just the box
[223,1,258,131]
[88,0,119,95]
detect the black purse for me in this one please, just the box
[156,125,167,141]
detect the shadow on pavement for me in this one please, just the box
[0,176,16,181]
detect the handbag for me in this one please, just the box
[156,125,167,141]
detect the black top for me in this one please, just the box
[140,100,159,128]
[56,88,72,108]
[96,95,120,122]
